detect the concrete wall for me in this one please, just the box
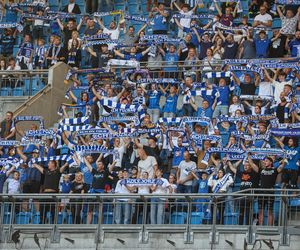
[0,232,299,250]
[2,63,70,132]
[0,97,29,120]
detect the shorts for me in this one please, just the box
[281,169,298,187]
[258,192,274,211]
[22,181,41,194]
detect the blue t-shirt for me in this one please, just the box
[172,146,185,166]
[289,39,300,57]
[124,53,143,61]
[284,145,300,170]
[147,90,161,109]
[164,52,178,72]
[197,178,209,194]
[254,38,271,58]
[163,94,178,113]
[5,4,17,22]
[217,85,230,105]
[195,107,213,118]
[61,181,71,193]
[153,12,168,31]
[18,42,34,58]
[80,162,93,185]
[76,99,93,115]
[200,87,219,106]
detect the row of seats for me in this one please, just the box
[0,78,45,96]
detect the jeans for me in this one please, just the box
[213,105,228,118]
[114,200,132,224]
[147,108,160,123]
[177,184,192,194]
[150,198,165,224]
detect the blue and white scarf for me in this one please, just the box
[30,155,74,165]
[136,78,181,85]
[99,98,142,114]
[124,14,148,23]
[276,0,300,4]
[13,116,44,130]
[202,147,244,165]
[74,145,119,157]
[270,128,300,137]
[25,129,56,139]
[0,22,23,32]
[172,13,214,20]
[215,22,247,32]
[229,65,264,79]
[59,116,90,126]
[213,173,232,193]
[120,178,164,186]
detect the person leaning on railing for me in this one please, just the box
[32,160,68,224]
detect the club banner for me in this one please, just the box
[120,178,164,186]
[13,116,44,130]
[25,129,57,139]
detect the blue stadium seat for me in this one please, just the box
[0,87,11,96]
[128,0,139,4]
[16,212,31,224]
[103,212,114,224]
[191,212,204,224]
[3,212,11,224]
[223,212,239,225]
[171,212,186,224]
[32,212,40,224]
[115,4,125,11]
[273,18,282,29]
[128,4,140,15]
[12,87,24,96]
[290,199,300,209]
[58,212,73,224]
[114,0,124,3]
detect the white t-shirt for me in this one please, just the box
[179,10,193,28]
[68,3,75,13]
[115,179,131,200]
[178,160,196,186]
[251,106,266,115]
[138,156,157,178]
[137,181,151,194]
[114,145,125,168]
[272,80,291,104]
[7,178,20,194]
[208,175,233,193]
[258,81,273,97]
[152,178,170,194]
[103,27,120,50]
[229,103,244,116]
[254,13,272,27]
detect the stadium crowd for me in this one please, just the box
[0,0,300,226]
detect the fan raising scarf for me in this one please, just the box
[202,147,245,165]
[74,145,119,158]
[93,10,123,17]
[229,65,264,79]
[25,129,57,139]
[214,22,246,32]
[30,155,74,165]
[99,98,142,114]
[269,128,300,137]
[0,22,23,32]
[124,14,148,23]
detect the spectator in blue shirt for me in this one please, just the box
[114,47,151,62]
[252,30,280,58]
[159,44,179,78]
[141,84,162,123]
[0,28,16,58]
[160,85,178,118]
[191,99,215,118]
[288,30,300,57]
[149,2,169,34]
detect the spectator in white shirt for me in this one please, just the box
[7,171,20,194]
[150,169,171,224]
[253,6,272,28]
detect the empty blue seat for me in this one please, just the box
[115,4,125,11]
[0,87,11,96]
[290,199,300,208]
[114,0,124,3]
[12,87,24,96]
[223,212,239,225]
[272,19,282,29]
[103,212,113,224]
[16,212,31,224]
[191,212,204,224]
[3,212,11,224]
[128,4,139,15]
[58,212,73,224]
[32,212,40,224]
[171,212,186,224]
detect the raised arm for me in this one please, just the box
[214,1,223,16]
[59,162,69,173]
[83,156,93,172]
[56,18,64,31]
[247,155,259,173]
[69,90,78,103]
[113,49,125,59]
[32,163,45,174]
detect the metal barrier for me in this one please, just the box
[0,70,48,97]
[0,189,299,245]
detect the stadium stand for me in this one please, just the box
[0,2,300,247]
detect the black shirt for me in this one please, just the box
[269,36,286,58]
[91,168,110,190]
[238,169,259,191]
[276,104,286,123]
[71,181,89,193]
[260,167,278,189]
[240,82,256,95]
[43,168,61,191]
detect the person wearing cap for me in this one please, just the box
[249,156,286,225]
[149,1,169,35]
[230,155,259,225]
